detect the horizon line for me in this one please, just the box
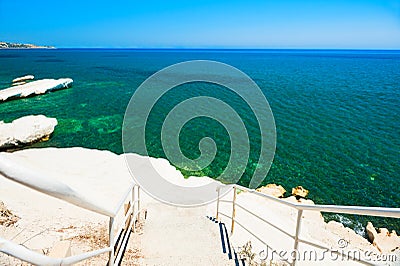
[3,47,400,51]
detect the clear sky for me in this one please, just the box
[1,0,400,49]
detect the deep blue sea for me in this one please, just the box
[0,49,399,233]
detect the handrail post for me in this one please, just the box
[216,187,220,220]
[292,209,303,266]
[132,186,136,233]
[231,186,237,234]
[108,217,115,266]
[137,186,141,222]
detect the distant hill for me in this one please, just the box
[0,42,55,49]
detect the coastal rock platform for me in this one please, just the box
[0,78,73,102]
[0,115,57,150]
[0,147,398,265]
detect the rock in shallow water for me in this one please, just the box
[0,115,57,149]
[12,75,34,83]
[0,78,73,101]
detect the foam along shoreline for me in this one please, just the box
[0,78,73,101]
[0,115,57,150]
[0,147,399,265]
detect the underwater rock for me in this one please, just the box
[0,115,57,149]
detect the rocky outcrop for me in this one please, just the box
[366,222,400,253]
[0,147,397,265]
[12,75,34,83]
[0,78,73,102]
[291,185,309,198]
[0,115,57,149]
[256,184,286,198]
[0,42,54,49]
[11,81,26,86]
[326,221,374,250]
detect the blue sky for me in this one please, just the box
[0,0,399,48]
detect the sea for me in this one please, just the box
[0,49,399,234]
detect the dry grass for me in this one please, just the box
[67,221,144,265]
[238,241,289,266]
[68,223,109,250]
[121,247,142,265]
[0,201,19,227]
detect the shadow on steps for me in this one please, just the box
[207,216,245,266]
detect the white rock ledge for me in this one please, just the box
[0,115,57,149]
[12,75,34,83]
[0,147,398,265]
[0,78,73,101]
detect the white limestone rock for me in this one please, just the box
[12,75,34,83]
[256,184,286,198]
[0,78,73,101]
[292,185,309,198]
[366,222,400,253]
[0,115,57,149]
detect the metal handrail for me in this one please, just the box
[113,182,135,214]
[216,184,400,266]
[109,184,141,266]
[234,202,294,238]
[0,239,112,265]
[0,155,116,217]
[0,155,141,266]
[233,184,400,217]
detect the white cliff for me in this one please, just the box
[0,147,398,265]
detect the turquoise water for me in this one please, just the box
[0,49,399,233]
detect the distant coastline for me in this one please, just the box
[0,42,55,49]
